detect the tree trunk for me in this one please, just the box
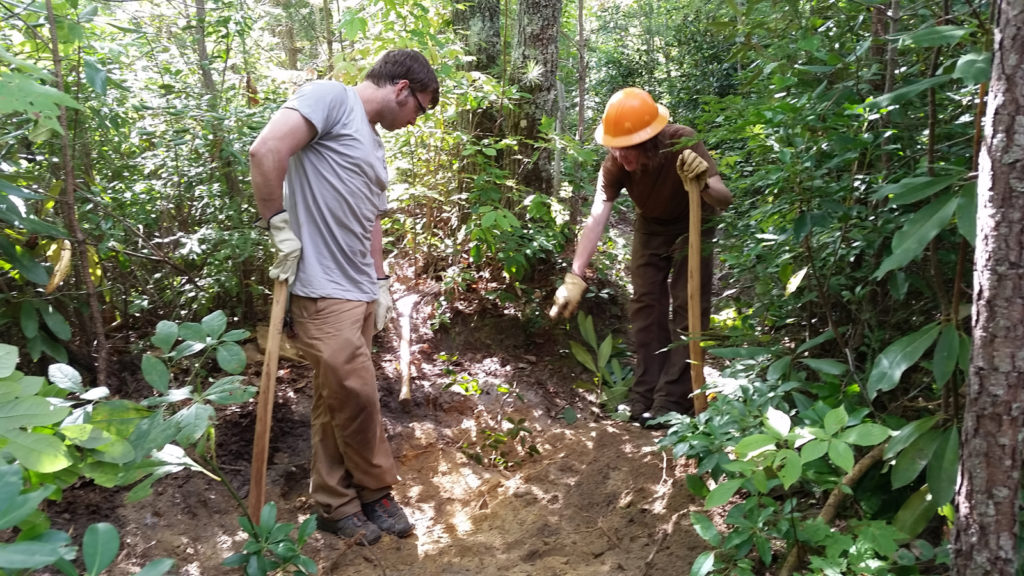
[952,1,1024,574]
[44,0,109,387]
[511,0,562,197]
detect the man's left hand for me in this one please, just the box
[374,277,394,333]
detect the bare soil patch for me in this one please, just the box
[43,295,708,576]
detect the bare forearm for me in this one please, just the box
[571,202,612,277]
[702,175,733,211]
[371,218,386,277]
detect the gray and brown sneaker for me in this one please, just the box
[316,510,382,546]
[362,493,414,538]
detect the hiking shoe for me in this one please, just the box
[639,409,672,429]
[616,401,649,422]
[362,493,414,538]
[316,510,382,546]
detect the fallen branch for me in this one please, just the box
[641,509,686,576]
[777,443,887,576]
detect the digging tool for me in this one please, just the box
[248,279,289,520]
[686,186,708,414]
[678,152,709,415]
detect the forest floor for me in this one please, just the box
[42,283,711,576]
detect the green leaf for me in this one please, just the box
[800,438,829,463]
[823,406,848,436]
[0,343,17,378]
[735,434,778,459]
[569,341,597,374]
[867,75,952,109]
[0,73,82,117]
[892,484,937,540]
[956,182,977,245]
[926,426,959,505]
[685,474,710,498]
[577,313,597,348]
[136,558,175,576]
[141,354,170,393]
[3,429,73,473]
[201,311,227,339]
[221,329,250,342]
[952,51,992,86]
[171,403,215,445]
[83,57,108,96]
[596,335,612,370]
[0,237,49,284]
[874,194,958,279]
[828,440,855,472]
[766,356,791,381]
[885,415,941,459]
[560,406,577,425]
[892,428,943,489]
[151,321,178,353]
[901,25,971,47]
[0,541,65,569]
[871,175,960,204]
[705,478,745,508]
[933,324,959,388]
[775,449,802,489]
[215,342,247,374]
[690,512,721,546]
[866,322,942,399]
[707,347,773,359]
[19,303,39,339]
[765,406,791,438]
[690,550,715,576]
[47,363,83,393]
[798,358,847,376]
[83,523,119,576]
[838,423,891,446]
[39,304,72,341]
[0,396,70,431]
[202,376,256,405]
[0,470,54,529]
[178,322,207,343]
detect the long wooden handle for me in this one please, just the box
[687,188,708,415]
[248,279,289,520]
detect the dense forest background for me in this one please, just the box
[1,0,1021,574]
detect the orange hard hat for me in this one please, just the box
[595,87,670,148]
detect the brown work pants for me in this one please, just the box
[289,296,398,520]
[627,215,714,415]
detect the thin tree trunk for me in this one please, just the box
[44,0,109,386]
[952,0,1024,573]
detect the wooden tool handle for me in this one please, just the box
[248,279,289,520]
[687,188,709,415]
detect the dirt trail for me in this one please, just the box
[44,309,708,576]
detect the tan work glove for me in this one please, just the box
[374,277,394,333]
[548,272,587,320]
[677,149,708,195]
[266,211,302,285]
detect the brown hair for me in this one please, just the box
[364,49,440,108]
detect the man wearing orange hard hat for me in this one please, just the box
[549,87,733,426]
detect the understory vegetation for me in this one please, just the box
[0,0,1007,573]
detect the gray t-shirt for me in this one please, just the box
[282,81,389,301]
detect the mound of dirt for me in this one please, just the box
[42,303,708,576]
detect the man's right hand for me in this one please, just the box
[549,272,587,319]
[267,211,302,284]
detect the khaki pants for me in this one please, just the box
[289,296,398,520]
[627,215,714,415]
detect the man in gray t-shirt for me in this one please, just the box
[250,49,439,546]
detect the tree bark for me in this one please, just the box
[44,0,109,386]
[511,0,562,197]
[952,1,1024,574]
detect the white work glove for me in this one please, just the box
[266,211,302,285]
[548,272,587,320]
[374,277,394,333]
[677,149,708,195]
